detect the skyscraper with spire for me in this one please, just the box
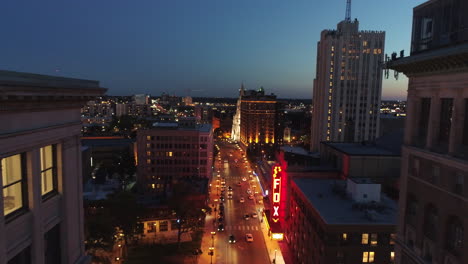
[310,3,385,152]
[230,83,244,142]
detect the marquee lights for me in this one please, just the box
[272,165,282,223]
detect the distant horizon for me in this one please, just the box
[1,0,421,101]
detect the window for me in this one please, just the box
[148,222,156,232]
[8,245,31,264]
[40,145,57,197]
[446,216,463,252]
[362,251,374,263]
[438,98,453,143]
[362,233,369,244]
[390,233,396,245]
[454,173,464,195]
[418,98,431,144]
[370,234,378,245]
[2,154,27,217]
[390,251,395,262]
[424,204,438,240]
[159,221,168,232]
[342,233,347,241]
[463,99,468,145]
[44,224,61,264]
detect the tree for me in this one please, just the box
[106,191,144,244]
[168,182,207,249]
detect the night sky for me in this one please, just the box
[0,0,425,99]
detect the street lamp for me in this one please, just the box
[209,247,215,264]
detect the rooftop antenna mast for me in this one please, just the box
[345,0,351,21]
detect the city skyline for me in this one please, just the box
[0,0,424,99]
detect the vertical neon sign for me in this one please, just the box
[272,165,282,223]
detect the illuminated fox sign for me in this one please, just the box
[271,165,282,223]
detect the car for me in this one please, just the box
[242,177,247,182]
[237,182,242,186]
[220,197,225,202]
[228,186,233,191]
[252,212,258,218]
[245,233,253,242]
[229,235,236,244]
[240,197,245,203]
[228,194,233,199]
[219,210,224,217]
[248,195,254,200]
[218,224,224,231]
[218,217,224,223]
[244,214,250,220]
[246,189,252,195]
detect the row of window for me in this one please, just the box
[146,136,209,142]
[2,145,57,218]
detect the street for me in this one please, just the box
[199,140,271,264]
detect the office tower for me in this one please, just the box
[311,17,385,152]
[0,70,106,263]
[136,118,213,198]
[239,87,280,153]
[386,1,468,263]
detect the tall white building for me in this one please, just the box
[311,19,385,152]
[230,84,244,142]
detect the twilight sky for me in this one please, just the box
[0,0,425,100]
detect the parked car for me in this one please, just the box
[252,212,258,218]
[240,197,245,203]
[244,214,250,220]
[245,233,253,242]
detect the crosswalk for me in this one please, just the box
[224,225,260,231]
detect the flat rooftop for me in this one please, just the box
[281,146,319,157]
[323,142,398,156]
[0,70,100,89]
[293,178,397,225]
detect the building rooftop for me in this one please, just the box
[0,70,100,89]
[281,146,319,157]
[322,142,399,156]
[150,122,212,133]
[293,178,397,225]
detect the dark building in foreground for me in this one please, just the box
[286,178,397,264]
[387,0,468,263]
[0,70,106,263]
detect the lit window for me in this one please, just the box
[146,143,151,148]
[328,110,331,114]
[373,49,378,55]
[146,151,151,156]
[390,252,395,261]
[363,41,368,46]
[331,46,335,51]
[331,53,334,57]
[151,184,155,189]
[390,233,396,245]
[168,152,173,157]
[329,82,333,87]
[362,252,375,263]
[329,89,333,93]
[328,116,331,121]
[327,130,330,134]
[146,159,151,165]
[146,136,151,141]
[338,128,342,132]
[330,74,333,79]
[328,96,332,100]
[362,233,369,244]
[328,103,332,107]
[370,233,378,245]
[327,122,331,127]
[2,154,26,216]
[378,49,382,54]
[340,76,345,80]
[326,136,330,141]
[342,233,347,241]
[40,145,57,196]
[330,67,333,72]
[330,60,334,66]
[370,110,373,114]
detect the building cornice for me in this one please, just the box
[386,43,468,77]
